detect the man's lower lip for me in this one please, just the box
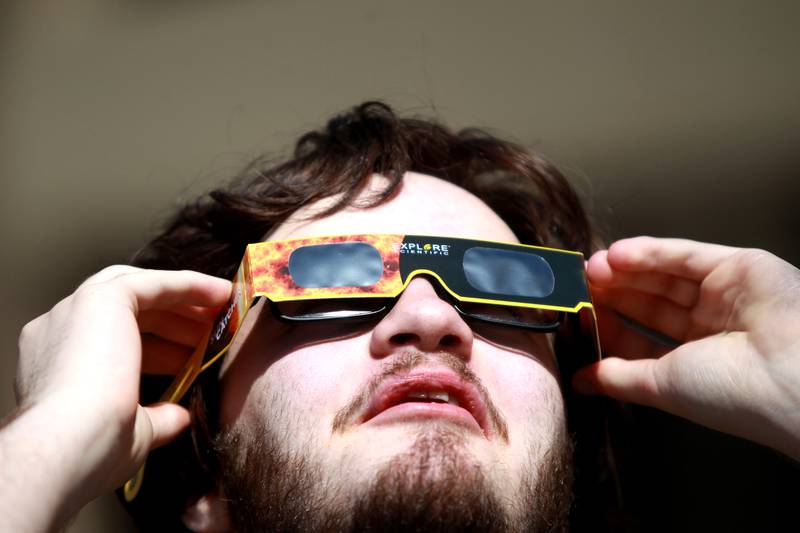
[363,403,486,436]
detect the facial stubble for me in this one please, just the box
[215,358,574,533]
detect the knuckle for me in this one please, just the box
[626,235,657,252]
[82,264,139,287]
[101,264,138,277]
[633,235,656,245]
[74,283,103,301]
[17,316,44,353]
[735,248,774,267]
[73,281,126,309]
[730,248,781,280]
[18,318,38,343]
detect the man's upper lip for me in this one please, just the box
[359,369,492,437]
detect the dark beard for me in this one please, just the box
[215,419,574,533]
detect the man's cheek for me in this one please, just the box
[485,365,563,430]
[269,350,365,421]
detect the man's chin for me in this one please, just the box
[380,422,481,478]
[347,425,511,532]
[217,416,573,533]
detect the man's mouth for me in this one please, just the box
[358,369,493,438]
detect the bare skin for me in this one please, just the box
[576,237,800,461]
[2,179,799,531]
[1,268,230,532]
[186,174,567,531]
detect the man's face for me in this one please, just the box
[195,173,572,532]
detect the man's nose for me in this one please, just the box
[369,276,473,360]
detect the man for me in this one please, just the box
[2,102,799,532]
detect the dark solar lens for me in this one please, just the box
[273,298,390,321]
[456,301,560,328]
[289,242,383,288]
[462,247,555,298]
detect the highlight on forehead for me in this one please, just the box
[269,173,520,244]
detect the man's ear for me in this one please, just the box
[181,490,232,533]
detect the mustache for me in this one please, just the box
[331,351,509,441]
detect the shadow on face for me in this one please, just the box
[219,291,560,428]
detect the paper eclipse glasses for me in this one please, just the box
[123,233,600,500]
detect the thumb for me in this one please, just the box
[132,402,191,462]
[142,402,191,450]
[572,357,668,410]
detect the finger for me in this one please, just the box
[162,303,222,323]
[572,357,670,411]
[109,270,231,313]
[141,337,193,375]
[79,265,142,288]
[592,286,695,342]
[606,237,737,282]
[138,310,209,347]
[138,402,191,451]
[588,250,699,307]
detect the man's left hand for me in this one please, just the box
[574,237,800,461]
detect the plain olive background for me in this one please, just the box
[2,1,798,531]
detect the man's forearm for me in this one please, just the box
[0,403,89,533]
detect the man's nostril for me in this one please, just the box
[440,334,459,347]
[391,333,417,345]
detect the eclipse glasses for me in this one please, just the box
[123,233,599,500]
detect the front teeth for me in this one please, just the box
[406,391,460,406]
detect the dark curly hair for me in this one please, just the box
[120,101,621,531]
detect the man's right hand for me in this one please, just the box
[1,267,230,532]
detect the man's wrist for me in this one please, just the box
[0,401,104,532]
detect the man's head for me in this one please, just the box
[126,102,605,532]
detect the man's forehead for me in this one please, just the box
[268,172,520,243]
